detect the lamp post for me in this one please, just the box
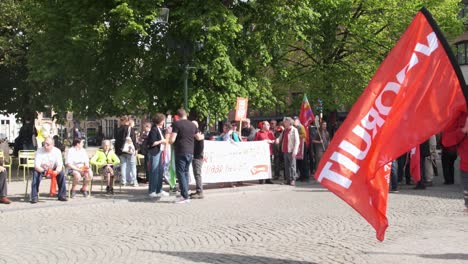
[183,64,196,110]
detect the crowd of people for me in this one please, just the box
[0,110,467,213]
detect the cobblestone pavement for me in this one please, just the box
[0,173,467,264]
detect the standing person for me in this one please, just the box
[442,113,468,213]
[114,116,138,187]
[90,140,120,194]
[169,109,204,204]
[271,121,284,180]
[389,160,399,193]
[414,139,430,190]
[138,122,152,182]
[31,137,68,203]
[147,113,168,198]
[441,132,458,185]
[312,121,330,171]
[308,125,318,175]
[218,123,241,142]
[18,117,37,150]
[190,120,205,199]
[277,117,299,186]
[0,165,11,204]
[294,117,309,182]
[241,118,256,141]
[424,135,437,187]
[255,121,275,184]
[73,127,82,141]
[66,138,94,198]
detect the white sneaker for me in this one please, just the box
[149,192,158,198]
[132,182,139,187]
[159,190,169,197]
[174,198,190,204]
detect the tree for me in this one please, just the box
[0,0,463,123]
[265,0,463,113]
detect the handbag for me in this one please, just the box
[121,127,135,155]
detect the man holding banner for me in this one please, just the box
[314,8,467,241]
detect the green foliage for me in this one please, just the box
[0,0,464,124]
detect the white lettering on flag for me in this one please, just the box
[316,32,439,189]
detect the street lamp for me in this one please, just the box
[155,7,169,24]
[183,64,196,110]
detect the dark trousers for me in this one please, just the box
[397,154,410,183]
[192,158,203,193]
[175,154,193,199]
[415,156,427,187]
[273,151,283,179]
[0,171,7,197]
[31,170,67,200]
[390,160,398,190]
[442,150,457,184]
[462,170,468,208]
[309,145,316,174]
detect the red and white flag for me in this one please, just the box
[314,8,467,241]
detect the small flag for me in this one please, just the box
[299,95,315,145]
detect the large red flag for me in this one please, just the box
[299,94,315,145]
[314,8,467,241]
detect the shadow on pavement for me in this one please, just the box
[140,250,317,264]
[367,251,468,261]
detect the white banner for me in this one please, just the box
[193,140,272,183]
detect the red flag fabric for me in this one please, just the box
[409,146,421,183]
[314,8,467,241]
[299,95,315,145]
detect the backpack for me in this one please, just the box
[138,136,149,155]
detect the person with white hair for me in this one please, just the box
[277,117,299,186]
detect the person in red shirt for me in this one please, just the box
[442,112,468,213]
[255,121,275,184]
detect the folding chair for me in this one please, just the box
[93,163,122,193]
[18,150,36,182]
[67,168,93,199]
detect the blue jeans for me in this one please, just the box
[119,154,136,185]
[175,154,193,199]
[148,152,163,194]
[31,170,67,200]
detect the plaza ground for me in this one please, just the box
[0,160,466,264]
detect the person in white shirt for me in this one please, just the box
[66,138,93,198]
[31,137,67,203]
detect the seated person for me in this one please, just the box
[31,137,67,203]
[66,138,93,198]
[0,165,11,204]
[90,140,120,194]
